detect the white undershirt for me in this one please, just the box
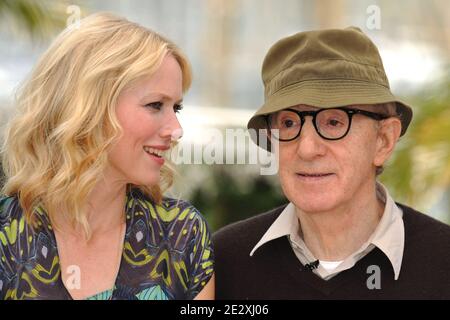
[319,260,343,272]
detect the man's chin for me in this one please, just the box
[292,196,338,215]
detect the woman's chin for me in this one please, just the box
[130,173,161,188]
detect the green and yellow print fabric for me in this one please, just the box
[0,189,214,299]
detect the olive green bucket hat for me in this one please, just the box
[248,26,413,149]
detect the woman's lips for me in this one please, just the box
[143,146,168,166]
[145,151,165,165]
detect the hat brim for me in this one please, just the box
[248,79,412,150]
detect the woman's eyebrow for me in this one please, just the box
[142,92,183,104]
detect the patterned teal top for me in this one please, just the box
[0,188,214,300]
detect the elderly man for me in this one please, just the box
[213,27,450,299]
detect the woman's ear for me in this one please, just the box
[373,117,402,167]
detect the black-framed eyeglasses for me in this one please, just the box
[266,107,390,141]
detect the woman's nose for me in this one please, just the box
[171,127,183,141]
[160,110,183,142]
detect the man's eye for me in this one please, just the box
[281,119,297,128]
[174,104,183,113]
[145,102,163,110]
[327,119,343,127]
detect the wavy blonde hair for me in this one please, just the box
[1,13,192,237]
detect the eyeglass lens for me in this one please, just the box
[269,109,351,140]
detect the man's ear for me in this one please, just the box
[373,117,402,167]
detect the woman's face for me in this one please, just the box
[107,55,183,187]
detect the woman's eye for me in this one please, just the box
[145,102,163,110]
[174,104,183,113]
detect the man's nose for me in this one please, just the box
[295,118,326,160]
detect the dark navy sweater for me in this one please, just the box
[213,203,450,299]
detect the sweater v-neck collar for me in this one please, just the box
[274,236,392,296]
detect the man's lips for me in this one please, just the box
[296,172,334,177]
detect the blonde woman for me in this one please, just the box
[0,13,214,300]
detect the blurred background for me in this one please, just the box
[0,0,449,231]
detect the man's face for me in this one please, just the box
[276,104,398,214]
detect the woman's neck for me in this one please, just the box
[54,179,127,241]
[85,180,127,235]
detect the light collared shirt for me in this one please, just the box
[250,183,405,280]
